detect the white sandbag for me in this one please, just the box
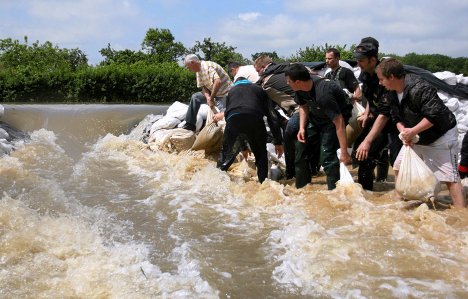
[433,71,457,86]
[458,124,468,135]
[456,114,468,128]
[269,164,282,181]
[445,97,459,112]
[0,139,13,155]
[169,128,196,152]
[196,114,204,132]
[148,129,173,148]
[166,101,189,120]
[267,143,286,168]
[197,104,210,122]
[337,149,353,184]
[437,91,449,102]
[0,128,9,139]
[395,145,440,200]
[149,116,181,135]
[458,76,468,85]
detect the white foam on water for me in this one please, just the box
[0,195,219,298]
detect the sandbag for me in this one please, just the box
[346,101,365,146]
[395,145,440,200]
[337,149,353,184]
[166,101,189,120]
[149,116,181,135]
[191,108,223,154]
[169,128,196,152]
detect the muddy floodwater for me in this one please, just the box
[1,104,467,298]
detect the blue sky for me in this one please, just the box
[1,0,467,65]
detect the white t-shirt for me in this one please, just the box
[234,65,260,83]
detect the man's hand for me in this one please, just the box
[355,139,372,161]
[212,112,224,123]
[357,112,373,129]
[297,128,306,143]
[399,128,417,145]
[206,95,215,108]
[340,151,352,165]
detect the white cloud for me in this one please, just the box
[238,12,262,22]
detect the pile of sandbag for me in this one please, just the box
[432,71,468,150]
[146,101,225,154]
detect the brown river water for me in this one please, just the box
[0,104,467,298]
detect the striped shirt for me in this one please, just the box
[196,61,232,97]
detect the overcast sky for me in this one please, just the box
[1,0,467,65]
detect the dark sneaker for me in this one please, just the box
[182,122,196,132]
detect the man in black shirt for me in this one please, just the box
[285,63,352,189]
[353,40,402,190]
[325,47,362,102]
[215,77,284,183]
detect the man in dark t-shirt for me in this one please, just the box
[284,63,352,189]
[325,48,362,102]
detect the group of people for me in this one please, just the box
[181,37,467,208]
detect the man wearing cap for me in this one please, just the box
[352,38,402,191]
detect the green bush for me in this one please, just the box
[0,62,197,103]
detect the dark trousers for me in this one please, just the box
[217,114,269,183]
[283,112,299,179]
[353,122,402,190]
[185,92,226,126]
[295,122,340,190]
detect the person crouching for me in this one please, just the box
[214,77,284,183]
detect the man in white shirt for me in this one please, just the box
[227,62,260,83]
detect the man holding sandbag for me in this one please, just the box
[376,58,465,208]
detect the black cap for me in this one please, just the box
[354,42,378,59]
[360,37,379,49]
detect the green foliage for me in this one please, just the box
[99,28,186,66]
[392,52,468,75]
[1,30,468,103]
[141,28,186,62]
[189,37,246,67]
[99,44,148,65]
[71,62,196,103]
[0,37,86,101]
[252,51,280,62]
[0,37,88,72]
[289,43,356,62]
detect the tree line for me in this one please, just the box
[0,28,467,103]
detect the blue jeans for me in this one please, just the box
[185,92,226,126]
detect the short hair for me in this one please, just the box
[326,48,340,59]
[284,63,311,81]
[254,54,273,69]
[377,58,405,79]
[184,54,200,64]
[227,61,242,72]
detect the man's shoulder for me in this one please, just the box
[340,66,356,77]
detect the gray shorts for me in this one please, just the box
[393,127,460,182]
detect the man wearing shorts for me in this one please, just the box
[376,58,465,208]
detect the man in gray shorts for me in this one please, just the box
[376,58,465,208]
